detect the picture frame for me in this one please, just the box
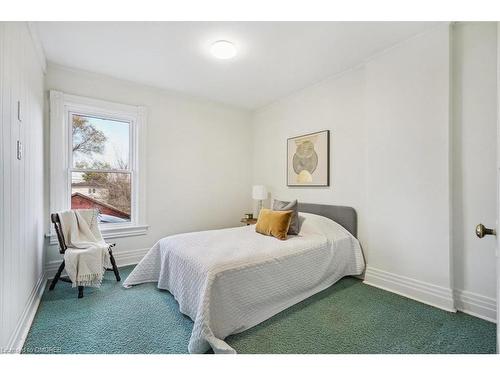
[287,130,330,187]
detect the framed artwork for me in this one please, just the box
[287,130,330,187]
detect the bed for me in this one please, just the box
[123,203,365,353]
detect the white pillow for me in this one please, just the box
[298,212,354,241]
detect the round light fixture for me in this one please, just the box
[210,40,237,59]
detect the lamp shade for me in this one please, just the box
[252,185,268,200]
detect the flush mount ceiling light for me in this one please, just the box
[210,40,237,59]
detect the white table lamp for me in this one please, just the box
[252,185,268,214]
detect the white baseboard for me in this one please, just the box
[5,270,47,354]
[454,289,497,323]
[364,266,497,322]
[113,248,149,267]
[45,247,149,278]
[363,266,456,312]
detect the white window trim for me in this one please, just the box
[48,90,148,243]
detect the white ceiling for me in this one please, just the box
[36,22,441,109]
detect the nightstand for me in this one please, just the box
[240,217,257,226]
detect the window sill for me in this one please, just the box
[46,224,149,245]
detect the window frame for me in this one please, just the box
[49,91,148,241]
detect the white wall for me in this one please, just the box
[451,22,497,320]
[252,66,367,242]
[0,22,45,350]
[252,24,499,317]
[363,25,453,309]
[44,64,253,267]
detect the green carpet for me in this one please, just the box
[23,266,496,354]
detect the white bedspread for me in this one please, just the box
[123,213,365,353]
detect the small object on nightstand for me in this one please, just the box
[244,213,253,219]
[241,217,258,226]
[252,185,268,215]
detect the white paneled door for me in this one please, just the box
[497,22,500,353]
[478,22,499,354]
[498,23,500,353]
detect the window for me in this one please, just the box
[49,91,148,240]
[70,114,131,223]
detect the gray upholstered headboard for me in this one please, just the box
[297,203,357,238]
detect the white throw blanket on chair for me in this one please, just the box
[58,209,111,287]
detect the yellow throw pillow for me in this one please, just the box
[255,208,293,240]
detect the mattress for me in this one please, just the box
[123,212,365,353]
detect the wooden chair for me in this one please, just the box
[49,212,121,298]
